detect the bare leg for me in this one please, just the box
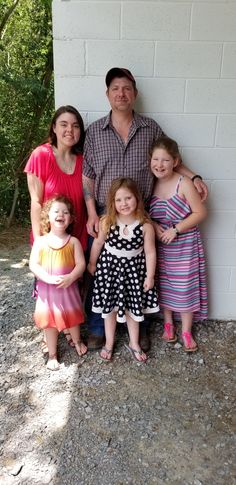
[126,314,147,362]
[100,312,116,360]
[40,330,49,354]
[181,312,197,351]
[163,308,173,324]
[63,329,75,347]
[69,325,87,356]
[45,328,59,370]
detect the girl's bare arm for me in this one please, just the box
[29,238,58,285]
[143,223,157,291]
[56,238,86,288]
[87,222,106,275]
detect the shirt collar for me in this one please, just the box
[102,111,151,130]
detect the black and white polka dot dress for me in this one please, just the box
[92,220,159,323]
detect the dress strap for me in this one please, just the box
[46,234,71,250]
[176,176,184,194]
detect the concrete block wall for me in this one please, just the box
[52,0,236,319]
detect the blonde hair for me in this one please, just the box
[40,195,75,234]
[102,177,151,234]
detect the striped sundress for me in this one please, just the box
[149,177,208,320]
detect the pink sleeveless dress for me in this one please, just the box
[34,236,84,331]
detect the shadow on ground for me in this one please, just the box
[0,230,235,485]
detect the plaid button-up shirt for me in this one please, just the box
[83,111,164,208]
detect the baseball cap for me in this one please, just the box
[105,67,136,88]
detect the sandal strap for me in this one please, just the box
[132,348,143,356]
[164,322,175,338]
[182,331,192,347]
[101,346,113,354]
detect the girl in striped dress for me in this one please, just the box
[29,196,87,370]
[149,136,208,352]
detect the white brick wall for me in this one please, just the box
[52,0,236,319]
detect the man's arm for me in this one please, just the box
[82,175,99,237]
[175,161,208,202]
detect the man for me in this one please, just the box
[83,67,207,351]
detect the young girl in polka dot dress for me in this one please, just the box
[88,178,159,362]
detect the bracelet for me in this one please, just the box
[191,174,202,182]
[173,224,180,236]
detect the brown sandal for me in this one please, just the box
[74,340,87,357]
[63,330,75,347]
[41,340,49,354]
[124,344,147,363]
[100,346,113,361]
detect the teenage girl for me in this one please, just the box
[29,195,87,370]
[149,136,208,352]
[88,177,159,362]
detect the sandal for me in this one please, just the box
[124,344,147,363]
[41,340,49,354]
[100,346,113,362]
[182,332,198,352]
[162,323,177,343]
[63,330,75,347]
[47,354,60,371]
[74,340,87,357]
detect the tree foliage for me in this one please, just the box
[0,0,54,226]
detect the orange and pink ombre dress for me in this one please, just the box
[34,236,84,331]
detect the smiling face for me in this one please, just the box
[106,77,137,113]
[48,201,72,232]
[53,112,81,149]
[114,187,138,217]
[150,147,178,180]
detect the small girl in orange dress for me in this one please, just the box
[29,195,87,370]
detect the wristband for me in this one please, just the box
[173,224,180,236]
[191,174,202,182]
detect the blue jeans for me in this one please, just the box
[85,229,105,337]
[85,269,105,337]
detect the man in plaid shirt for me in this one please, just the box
[83,67,207,351]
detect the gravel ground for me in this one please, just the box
[0,228,235,485]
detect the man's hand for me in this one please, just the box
[193,178,208,202]
[86,214,100,238]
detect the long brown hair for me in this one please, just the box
[47,105,85,154]
[102,177,151,234]
[40,195,75,235]
[149,135,180,160]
